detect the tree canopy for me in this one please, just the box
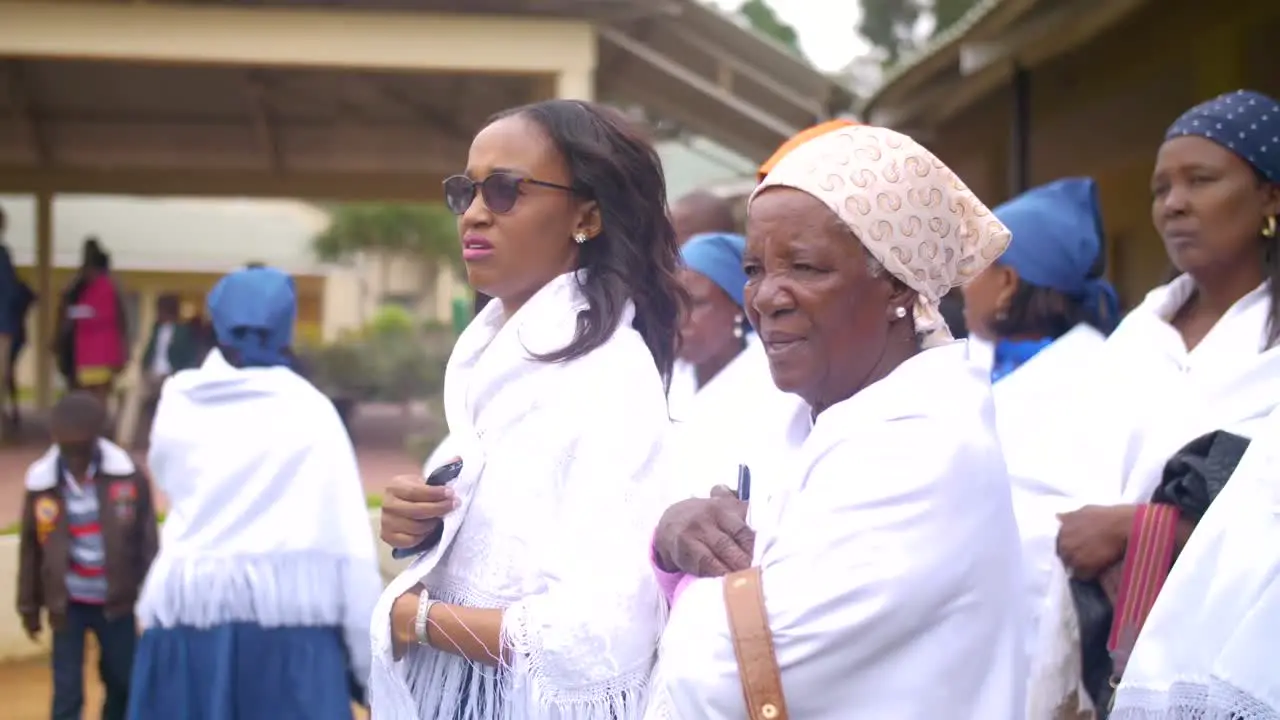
[312,202,460,270]
[858,0,982,67]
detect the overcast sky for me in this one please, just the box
[705,0,872,73]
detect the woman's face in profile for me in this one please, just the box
[676,269,739,367]
[743,188,898,410]
[1151,135,1279,276]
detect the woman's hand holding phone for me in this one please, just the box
[380,458,462,550]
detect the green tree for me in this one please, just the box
[738,0,801,55]
[313,202,460,318]
[858,0,982,67]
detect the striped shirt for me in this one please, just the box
[62,462,107,604]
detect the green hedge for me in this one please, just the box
[0,495,384,537]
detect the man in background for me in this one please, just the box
[135,294,198,447]
[670,189,738,246]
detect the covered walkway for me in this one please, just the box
[0,0,853,413]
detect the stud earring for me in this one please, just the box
[1264,215,1277,239]
[894,306,907,320]
[573,232,588,245]
[732,313,745,339]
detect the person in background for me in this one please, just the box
[134,294,199,448]
[129,266,382,719]
[1029,89,1280,717]
[67,239,128,404]
[0,205,18,437]
[17,391,159,720]
[959,177,1121,712]
[669,189,737,246]
[647,124,1025,719]
[7,277,36,432]
[666,231,790,498]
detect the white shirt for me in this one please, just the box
[650,343,1027,719]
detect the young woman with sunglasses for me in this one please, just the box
[368,100,684,719]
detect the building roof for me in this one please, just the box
[0,0,854,201]
[861,0,1153,131]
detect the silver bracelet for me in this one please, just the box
[414,588,437,646]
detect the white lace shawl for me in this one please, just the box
[1111,404,1280,719]
[135,350,383,690]
[368,272,671,720]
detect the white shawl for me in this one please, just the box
[135,350,383,690]
[647,343,1027,719]
[1111,405,1280,719]
[369,272,671,720]
[988,326,1109,685]
[1028,277,1280,718]
[664,338,801,500]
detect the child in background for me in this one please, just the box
[16,391,159,720]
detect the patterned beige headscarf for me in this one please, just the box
[750,125,1011,348]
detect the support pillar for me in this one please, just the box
[34,191,52,412]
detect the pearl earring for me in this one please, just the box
[894,306,907,319]
[573,232,587,245]
[732,313,745,339]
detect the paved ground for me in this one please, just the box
[0,402,436,526]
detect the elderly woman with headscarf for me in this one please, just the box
[1027,89,1280,718]
[127,267,383,720]
[644,125,1026,718]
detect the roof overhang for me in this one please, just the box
[0,0,853,201]
[862,0,1153,132]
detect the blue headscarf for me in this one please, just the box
[1165,89,1280,183]
[680,232,748,308]
[994,177,1120,334]
[206,266,297,368]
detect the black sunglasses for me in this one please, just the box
[442,172,576,215]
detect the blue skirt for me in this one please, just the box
[127,622,356,720]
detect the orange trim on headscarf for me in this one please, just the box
[758,119,860,182]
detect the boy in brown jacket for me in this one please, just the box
[17,391,159,720]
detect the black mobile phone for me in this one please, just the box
[390,459,463,561]
[426,459,463,486]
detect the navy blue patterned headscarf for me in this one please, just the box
[1165,89,1280,183]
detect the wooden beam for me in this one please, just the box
[1,60,51,166]
[0,1,595,75]
[0,166,452,203]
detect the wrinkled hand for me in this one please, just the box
[654,488,754,578]
[379,467,459,549]
[22,614,40,642]
[1056,504,1135,580]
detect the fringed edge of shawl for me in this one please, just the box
[137,550,382,688]
[1111,677,1280,720]
[368,583,668,720]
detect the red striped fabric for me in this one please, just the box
[1108,503,1180,654]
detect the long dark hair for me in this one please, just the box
[492,100,685,384]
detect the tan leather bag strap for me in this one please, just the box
[724,566,789,720]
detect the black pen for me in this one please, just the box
[736,464,752,502]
